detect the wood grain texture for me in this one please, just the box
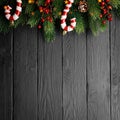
[13,26,37,120]
[87,30,110,120]
[0,32,13,120]
[0,33,5,120]
[111,17,120,120]
[38,31,62,120]
[1,19,120,120]
[63,32,87,120]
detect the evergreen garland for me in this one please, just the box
[0,0,120,42]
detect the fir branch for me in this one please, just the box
[87,0,101,20]
[53,0,63,18]
[0,0,119,42]
[74,12,85,34]
[88,16,107,35]
[38,0,44,5]
[43,21,55,42]
[110,0,120,8]
[25,4,36,14]
[14,13,28,28]
[27,11,41,27]
[114,7,120,17]
[0,16,10,33]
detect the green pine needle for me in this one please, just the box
[27,11,40,27]
[75,12,85,34]
[110,0,120,8]
[43,21,55,42]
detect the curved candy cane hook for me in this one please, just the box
[61,0,76,34]
[4,0,22,23]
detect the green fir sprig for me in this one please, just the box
[0,0,120,42]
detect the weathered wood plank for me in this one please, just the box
[0,32,13,120]
[0,33,5,120]
[111,17,120,120]
[87,30,110,120]
[13,26,37,120]
[63,32,87,120]
[38,31,63,120]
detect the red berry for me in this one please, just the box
[49,18,53,22]
[45,9,50,14]
[45,0,51,5]
[102,20,106,24]
[105,0,110,3]
[38,25,42,29]
[39,6,43,12]
[101,1,105,6]
[41,18,45,22]
[100,14,103,18]
[107,5,112,10]
[108,13,112,18]
[103,9,107,14]
[47,16,53,22]
[108,17,112,21]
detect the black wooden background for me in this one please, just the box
[0,17,120,120]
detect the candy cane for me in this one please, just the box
[61,0,76,34]
[4,0,22,22]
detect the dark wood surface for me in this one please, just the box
[111,17,120,120]
[0,32,13,120]
[0,17,120,120]
[13,27,37,120]
[87,30,110,120]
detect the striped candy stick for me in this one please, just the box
[4,0,22,24]
[61,0,76,34]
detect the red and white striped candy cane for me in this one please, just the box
[4,0,22,22]
[61,0,76,33]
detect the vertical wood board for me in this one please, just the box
[87,30,110,120]
[63,32,87,120]
[13,27,37,120]
[0,32,13,120]
[38,31,63,120]
[111,17,120,120]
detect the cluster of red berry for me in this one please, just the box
[99,0,112,24]
[38,0,53,29]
